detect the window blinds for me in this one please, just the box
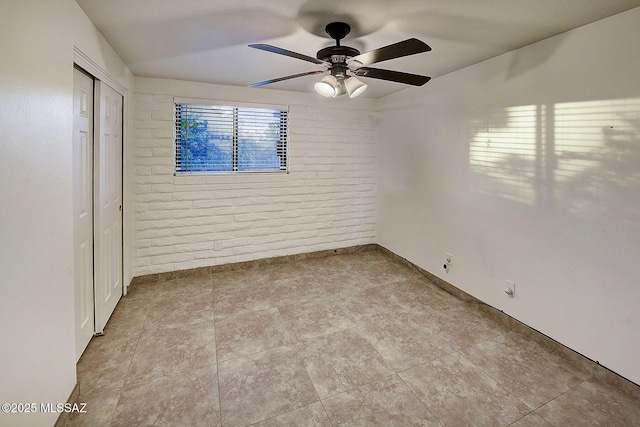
[175,103,288,174]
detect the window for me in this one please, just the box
[174,100,288,174]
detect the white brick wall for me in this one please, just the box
[133,86,377,275]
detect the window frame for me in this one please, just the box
[173,97,289,175]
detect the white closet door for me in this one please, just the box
[94,80,123,333]
[73,68,95,360]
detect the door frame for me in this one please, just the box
[73,47,129,297]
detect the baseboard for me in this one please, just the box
[129,244,378,287]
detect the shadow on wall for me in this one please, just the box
[468,97,640,224]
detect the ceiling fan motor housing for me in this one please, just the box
[316,22,360,75]
[316,46,360,62]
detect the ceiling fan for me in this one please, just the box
[248,22,431,98]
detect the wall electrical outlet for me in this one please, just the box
[505,280,515,297]
[443,253,453,273]
[214,241,222,251]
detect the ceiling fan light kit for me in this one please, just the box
[249,21,431,98]
[315,75,368,98]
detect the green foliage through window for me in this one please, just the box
[175,103,288,174]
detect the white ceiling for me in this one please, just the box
[76,0,640,99]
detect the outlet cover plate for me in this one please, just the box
[505,280,515,297]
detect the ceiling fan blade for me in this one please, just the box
[353,67,431,86]
[348,38,431,67]
[249,44,327,65]
[249,70,326,87]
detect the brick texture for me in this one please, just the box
[134,92,377,275]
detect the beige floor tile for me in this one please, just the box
[334,251,397,290]
[296,328,394,399]
[159,268,211,283]
[127,280,162,300]
[509,412,553,426]
[362,263,420,287]
[399,352,530,426]
[102,294,149,341]
[536,378,640,426]
[341,251,418,285]
[358,311,456,372]
[215,308,290,361]
[278,298,354,341]
[461,332,584,409]
[213,273,324,320]
[66,388,121,427]
[338,287,408,325]
[263,275,325,307]
[530,341,593,382]
[211,268,261,292]
[111,364,219,427]
[378,278,463,315]
[312,268,372,298]
[339,250,397,269]
[77,335,137,397]
[219,260,308,287]
[302,254,348,274]
[213,281,273,320]
[127,321,216,384]
[143,288,214,329]
[251,259,311,283]
[253,402,332,427]
[431,305,509,350]
[156,276,214,294]
[322,374,441,426]
[218,346,318,427]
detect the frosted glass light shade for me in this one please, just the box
[314,75,338,97]
[345,76,367,98]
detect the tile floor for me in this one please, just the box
[66,249,640,426]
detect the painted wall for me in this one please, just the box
[0,1,132,426]
[377,8,640,384]
[134,78,377,276]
